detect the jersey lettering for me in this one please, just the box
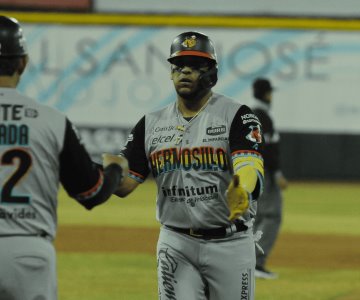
[149,146,228,177]
[0,148,32,204]
[0,124,29,145]
[0,104,23,121]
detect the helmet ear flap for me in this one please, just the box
[199,66,218,89]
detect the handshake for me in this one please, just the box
[102,153,129,184]
[78,154,129,210]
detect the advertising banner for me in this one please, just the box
[19,25,360,138]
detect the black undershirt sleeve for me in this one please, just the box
[229,105,264,200]
[59,119,123,210]
[120,116,150,180]
[78,164,124,210]
[229,105,264,155]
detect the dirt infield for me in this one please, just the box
[55,225,360,269]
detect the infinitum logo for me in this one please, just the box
[161,184,219,207]
[162,184,218,197]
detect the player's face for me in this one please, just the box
[170,56,210,98]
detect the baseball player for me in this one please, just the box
[112,31,264,299]
[0,16,128,300]
[251,78,288,279]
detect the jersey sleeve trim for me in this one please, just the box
[75,170,104,201]
[128,170,145,183]
[231,150,264,200]
[231,150,263,160]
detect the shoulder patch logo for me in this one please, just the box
[25,108,38,118]
[246,125,262,143]
[126,133,134,144]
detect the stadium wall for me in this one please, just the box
[3,11,359,180]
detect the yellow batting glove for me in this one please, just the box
[226,175,249,221]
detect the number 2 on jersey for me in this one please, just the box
[1,149,32,204]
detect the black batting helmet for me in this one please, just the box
[168,31,218,88]
[168,31,217,63]
[0,16,28,57]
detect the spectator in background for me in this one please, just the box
[251,78,288,279]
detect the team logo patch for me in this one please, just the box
[120,133,134,151]
[25,108,38,118]
[126,133,134,143]
[246,125,262,143]
[181,35,197,48]
[206,125,226,136]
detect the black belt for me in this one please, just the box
[166,220,248,239]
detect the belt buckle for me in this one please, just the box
[225,223,238,236]
[189,229,203,237]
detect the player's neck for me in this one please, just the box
[177,91,212,118]
[0,75,19,88]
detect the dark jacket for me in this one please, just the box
[252,101,281,176]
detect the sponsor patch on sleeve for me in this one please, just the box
[246,125,262,143]
[241,113,261,125]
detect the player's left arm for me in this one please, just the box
[226,105,264,220]
[229,105,264,199]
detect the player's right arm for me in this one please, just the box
[113,116,150,198]
[59,119,127,210]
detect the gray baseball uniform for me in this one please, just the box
[0,88,123,300]
[121,92,264,300]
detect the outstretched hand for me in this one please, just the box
[226,175,249,220]
[102,154,129,182]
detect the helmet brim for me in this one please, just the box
[168,50,216,63]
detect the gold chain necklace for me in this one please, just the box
[175,96,212,145]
